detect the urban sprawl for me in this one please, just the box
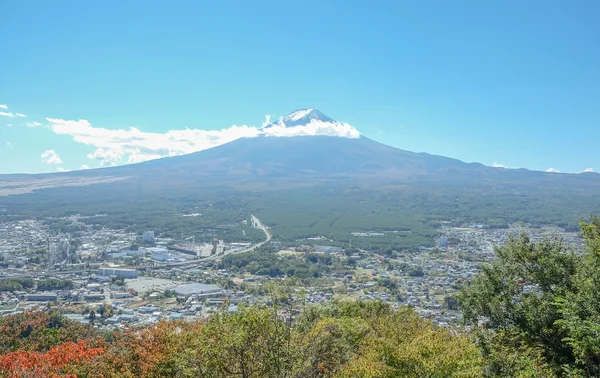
[0,214,584,329]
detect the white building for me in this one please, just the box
[98,267,138,279]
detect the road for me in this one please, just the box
[144,214,271,267]
[199,214,271,262]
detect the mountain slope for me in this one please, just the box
[97,133,599,193]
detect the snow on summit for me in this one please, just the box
[261,109,360,138]
[286,109,314,122]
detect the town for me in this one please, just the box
[0,213,584,329]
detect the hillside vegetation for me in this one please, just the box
[0,301,483,378]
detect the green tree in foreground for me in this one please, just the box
[459,215,600,377]
[128,300,482,378]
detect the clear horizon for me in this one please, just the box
[1,1,599,174]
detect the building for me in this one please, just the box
[143,231,155,244]
[120,314,138,322]
[314,245,343,254]
[84,293,105,301]
[438,237,448,248]
[27,292,58,301]
[138,305,160,313]
[173,283,222,297]
[107,314,139,324]
[98,268,138,279]
[139,246,168,254]
[149,251,186,262]
[63,313,90,324]
[107,249,142,259]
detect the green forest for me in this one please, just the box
[1,178,597,251]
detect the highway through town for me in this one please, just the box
[28,215,272,276]
[147,214,271,268]
[198,214,271,262]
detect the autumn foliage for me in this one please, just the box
[0,340,103,378]
[0,310,97,354]
[0,300,484,378]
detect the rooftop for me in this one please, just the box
[173,283,221,296]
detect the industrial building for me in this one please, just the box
[27,292,58,301]
[84,293,105,301]
[97,267,138,279]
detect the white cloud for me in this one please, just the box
[546,168,560,173]
[86,147,128,166]
[492,162,507,168]
[0,104,7,110]
[43,114,361,166]
[584,168,594,173]
[80,164,90,170]
[0,111,26,118]
[25,121,42,127]
[6,124,12,127]
[56,167,70,172]
[46,118,262,166]
[263,119,361,138]
[40,149,63,165]
[262,114,272,127]
[5,142,13,149]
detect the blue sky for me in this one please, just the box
[1,0,599,174]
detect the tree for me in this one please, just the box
[0,297,488,377]
[457,219,600,376]
[444,296,459,310]
[0,340,104,378]
[0,310,96,354]
[298,300,482,377]
[554,216,600,375]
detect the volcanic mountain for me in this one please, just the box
[94,109,478,180]
[94,109,597,187]
[1,109,599,192]
[1,108,599,243]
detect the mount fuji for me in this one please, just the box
[1,108,599,188]
[0,109,599,237]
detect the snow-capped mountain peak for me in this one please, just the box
[285,108,315,122]
[264,109,335,129]
[260,109,360,138]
